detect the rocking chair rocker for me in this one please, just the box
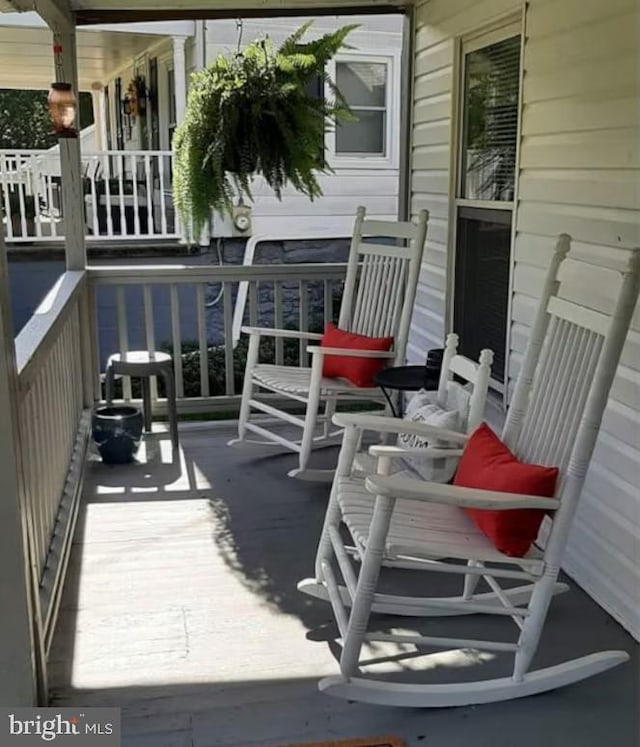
[300,234,640,707]
[228,206,429,480]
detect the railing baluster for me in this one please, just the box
[196,284,210,398]
[104,157,114,237]
[170,284,184,398]
[46,169,57,238]
[90,156,99,237]
[33,379,49,570]
[116,286,131,400]
[324,279,333,327]
[17,179,27,238]
[131,154,141,236]
[249,281,258,327]
[299,280,309,366]
[117,154,126,237]
[223,282,234,395]
[275,280,284,365]
[0,155,14,241]
[40,361,58,542]
[23,390,44,570]
[144,154,154,237]
[143,285,158,403]
[30,154,43,238]
[158,154,168,235]
[87,282,101,402]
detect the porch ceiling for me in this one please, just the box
[0,14,165,89]
[4,0,408,26]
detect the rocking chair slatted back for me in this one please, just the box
[338,207,428,361]
[514,315,604,475]
[502,236,640,562]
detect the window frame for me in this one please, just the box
[325,50,400,170]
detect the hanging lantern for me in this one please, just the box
[48,82,77,138]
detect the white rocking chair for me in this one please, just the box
[228,206,429,480]
[301,235,640,707]
[299,332,493,605]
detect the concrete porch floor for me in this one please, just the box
[48,423,639,747]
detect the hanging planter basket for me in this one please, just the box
[172,21,358,237]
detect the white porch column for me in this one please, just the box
[90,81,108,152]
[172,36,187,125]
[172,34,210,245]
[53,26,87,271]
[0,232,39,706]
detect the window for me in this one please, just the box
[335,61,387,156]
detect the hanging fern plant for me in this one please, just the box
[172,22,357,236]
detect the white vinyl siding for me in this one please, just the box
[247,171,398,237]
[408,0,522,362]
[513,0,640,639]
[409,0,640,639]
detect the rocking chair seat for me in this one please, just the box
[252,364,379,397]
[336,474,545,573]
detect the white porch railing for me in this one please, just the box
[10,261,347,662]
[1,149,180,243]
[88,262,348,413]
[15,271,92,654]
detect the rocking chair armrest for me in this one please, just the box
[332,412,469,445]
[365,474,561,511]
[307,345,396,359]
[241,326,324,341]
[368,444,464,459]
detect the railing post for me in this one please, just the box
[0,232,41,705]
[80,276,98,408]
[53,25,87,271]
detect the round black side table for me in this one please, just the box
[373,366,439,417]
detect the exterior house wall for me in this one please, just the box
[513,0,640,639]
[409,0,640,639]
[96,16,403,238]
[205,16,403,236]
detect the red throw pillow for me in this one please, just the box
[455,423,559,557]
[321,323,393,388]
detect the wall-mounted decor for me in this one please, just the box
[123,75,147,120]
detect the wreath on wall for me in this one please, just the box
[172,22,357,236]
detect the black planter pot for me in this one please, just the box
[92,406,143,464]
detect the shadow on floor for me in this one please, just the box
[48,424,639,747]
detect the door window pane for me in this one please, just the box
[454,207,511,382]
[461,35,521,201]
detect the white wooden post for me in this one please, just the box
[53,25,87,271]
[90,81,107,153]
[172,35,198,244]
[172,36,187,125]
[0,231,39,706]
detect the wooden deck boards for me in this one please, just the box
[48,424,638,747]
